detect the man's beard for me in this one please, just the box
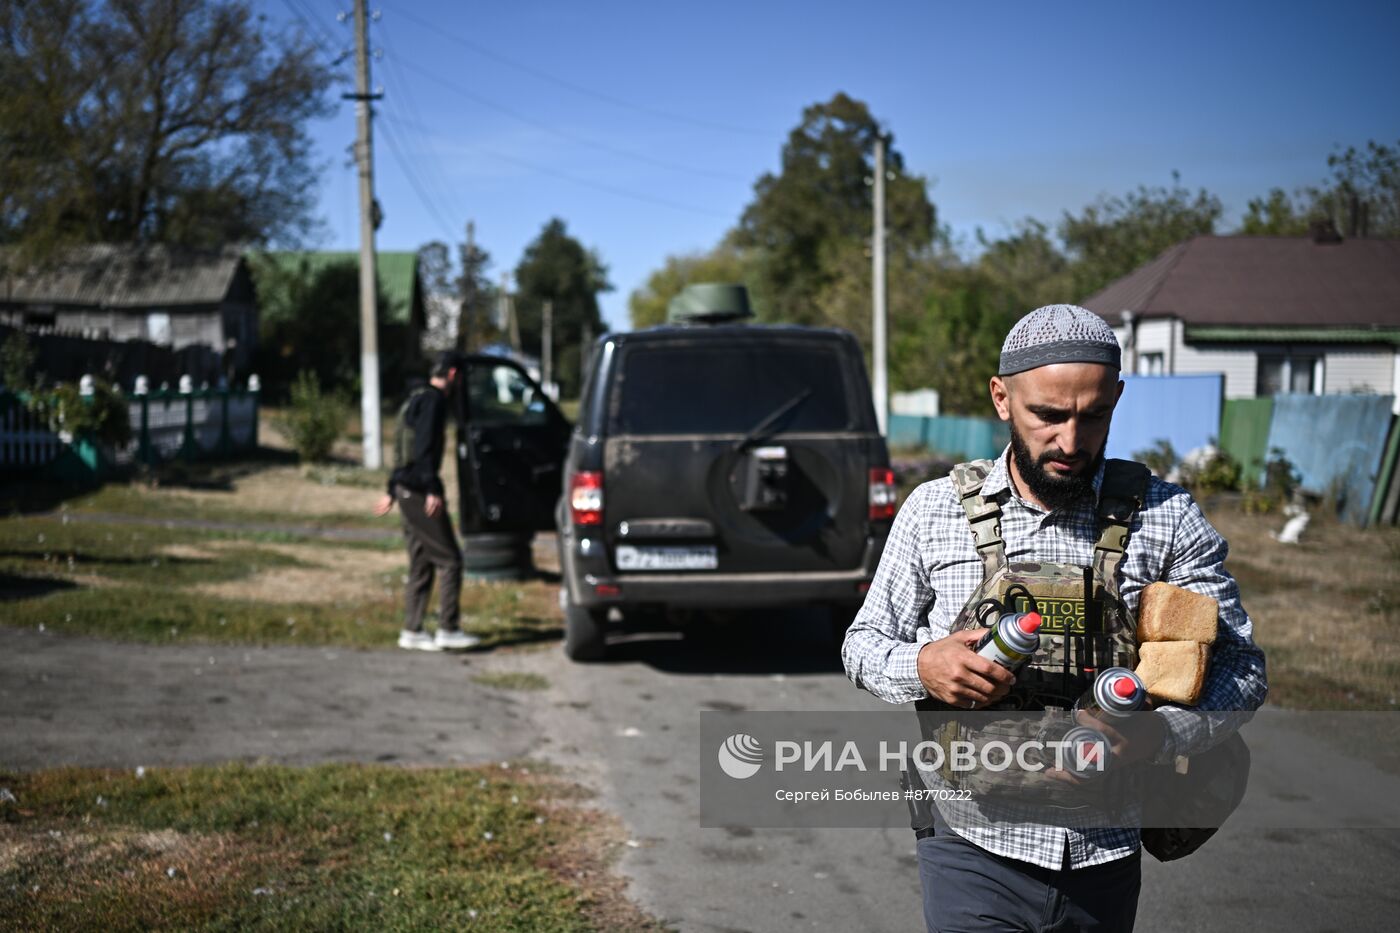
[1008,424,1107,511]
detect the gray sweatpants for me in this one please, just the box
[396,485,462,633]
[917,824,1141,933]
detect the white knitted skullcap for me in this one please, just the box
[999,304,1121,376]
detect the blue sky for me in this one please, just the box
[269,0,1400,329]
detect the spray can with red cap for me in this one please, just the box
[1073,667,1148,720]
[973,611,1043,672]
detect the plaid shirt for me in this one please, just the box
[842,447,1268,870]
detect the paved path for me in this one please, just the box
[5,615,1400,931]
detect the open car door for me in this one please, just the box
[453,355,570,535]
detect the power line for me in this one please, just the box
[279,0,346,62]
[383,3,767,137]
[381,113,731,220]
[376,14,471,234]
[378,115,460,241]
[396,57,750,183]
[281,2,462,246]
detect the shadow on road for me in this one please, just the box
[0,573,79,600]
[600,607,846,676]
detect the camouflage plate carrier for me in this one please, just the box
[914,457,1151,802]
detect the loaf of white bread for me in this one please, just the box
[1133,582,1219,705]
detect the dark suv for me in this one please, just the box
[557,286,894,660]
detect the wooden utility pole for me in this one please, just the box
[350,0,383,468]
[541,300,553,392]
[871,133,888,436]
[503,273,521,353]
[461,220,475,353]
[580,321,593,389]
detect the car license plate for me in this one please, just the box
[615,545,718,571]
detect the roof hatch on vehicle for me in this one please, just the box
[666,283,754,324]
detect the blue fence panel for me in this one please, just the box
[1105,375,1223,463]
[1266,394,1396,524]
[888,413,1009,461]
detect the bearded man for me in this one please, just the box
[842,304,1267,932]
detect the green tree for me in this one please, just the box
[0,0,334,257]
[1239,140,1399,238]
[249,256,416,401]
[418,234,501,352]
[974,218,1074,314]
[1060,174,1221,299]
[1239,188,1312,235]
[1313,140,1399,236]
[734,93,938,328]
[514,219,611,397]
[893,267,1018,417]
[417,240,457,351]
[627,240,751,329]
[456,231,498,352]
[1,329,40,391]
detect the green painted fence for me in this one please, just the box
[1219,397,1275,479]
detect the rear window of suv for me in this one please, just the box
[609,341,855,435]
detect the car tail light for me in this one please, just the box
[869,467,896,521]
[570,471,604,526]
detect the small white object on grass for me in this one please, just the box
[135,766,146,779]
[1272,505,1310,545]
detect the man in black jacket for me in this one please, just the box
[374,352,479,651]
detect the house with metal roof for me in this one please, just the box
[257,251,425,332]
[0,244,256,376]
[253,250,427,395]
[1081,235,1400,409]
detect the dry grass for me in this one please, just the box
[1206,500,1400,709]
[189,540,404,604]
[0,764,665,931]
[1,514,563,650]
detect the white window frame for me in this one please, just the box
[1257,351,1324,396]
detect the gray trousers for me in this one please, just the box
[917,827,1141,933]
[396,485,462,633]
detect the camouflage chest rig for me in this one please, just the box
[939,456,1151,709]
[913,457,1151,797]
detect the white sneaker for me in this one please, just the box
[434,629,481,650]
[398,630,442,651]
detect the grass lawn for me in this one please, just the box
[0,763,661,931]
[1207,500,1400,710]
[0,513,561,650]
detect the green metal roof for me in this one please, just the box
[259,251,420,325]
[1185,325,1400,346]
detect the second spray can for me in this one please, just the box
[1073,667,1148,719]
